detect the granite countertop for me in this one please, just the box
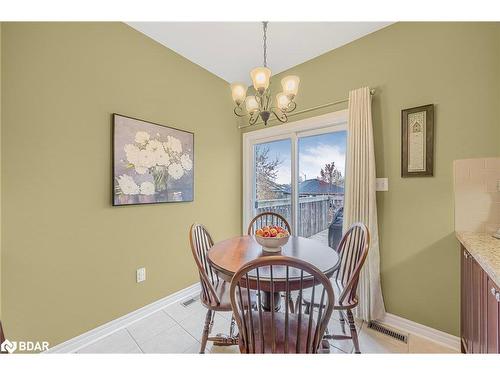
[456,231,500,287]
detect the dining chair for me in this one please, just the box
[189,223,240,353]
[247,212,291,235]
[301,222,370,354]
[248,212,294,313]
[230,255,335,354]
[0,321,6,354]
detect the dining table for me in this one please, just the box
[208,234,340,312]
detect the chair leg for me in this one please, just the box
[339,311,347,334]
[304,301,310,315]
[346,309,360,354]
[199,309,213,354]
[229,316,236,338]
[287,294,295,314]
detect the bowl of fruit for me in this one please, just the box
[254,225,290,253]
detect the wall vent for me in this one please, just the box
[367,321,408,343]
[181,296,199,307]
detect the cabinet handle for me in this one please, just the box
[491,288,497,296]
[463,251,468,259]
[496,293,500,302]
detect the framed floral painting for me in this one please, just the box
[113,114,194,205]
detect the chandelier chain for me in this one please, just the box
[262,21,268,68]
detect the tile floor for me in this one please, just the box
[76,295,459,354]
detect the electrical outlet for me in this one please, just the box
[376,178,389,191]
[136,267,146,283]
[497,180,500,192]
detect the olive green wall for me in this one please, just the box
[0,22,3,320]
[245,22,500,336]
[1,23,240,346]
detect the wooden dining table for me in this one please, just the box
[208,235,340,311]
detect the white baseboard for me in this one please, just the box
[45,282,460,353]
[45,283,201,353]
[378,313,461,351]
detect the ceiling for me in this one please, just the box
[127,22,392,84]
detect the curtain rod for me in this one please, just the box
[238,88,376,129]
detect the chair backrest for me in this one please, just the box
[189,223,220,306]
[334,222,370,305]
[230,256,334,353]
[247,212,291,235]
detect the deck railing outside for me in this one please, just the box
[255,195,337,238]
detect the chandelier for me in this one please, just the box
[230,22,300,127]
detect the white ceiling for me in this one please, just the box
[127,22,392,84]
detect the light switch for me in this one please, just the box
[376,178,389,191]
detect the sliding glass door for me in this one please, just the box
[252,138,292,226]
[297,131,346,248]
[245,111,347,249]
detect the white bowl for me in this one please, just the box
[255,235,290,253]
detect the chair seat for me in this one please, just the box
[239,311,319,353]
[200,280,255,312]
[301,279,358,310]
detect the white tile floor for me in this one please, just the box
[76,295,459,354]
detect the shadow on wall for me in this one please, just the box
[381,232,460,336]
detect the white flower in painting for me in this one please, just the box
[124,144,140,165]
[135,131,150,144]
[180,154,192,171]
[136,149,156,168]
[135,166,148,174]
[146,139,163,153]
[164,136,182,154]
[140,181,155,195]
[154,149,170,166]
[117,174,140,195]
[168,162,184,180]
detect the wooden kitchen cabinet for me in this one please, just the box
[461,245,500,353]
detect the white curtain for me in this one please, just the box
[343,87,386,321]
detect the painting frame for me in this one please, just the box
[112,113,194,206]
[401,104,434,178]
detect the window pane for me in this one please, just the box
[298,131,346,248]
[253,139,292,227]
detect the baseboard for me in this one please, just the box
[45,283,460,353]
[45,283,201,353]
[378,313,461,351]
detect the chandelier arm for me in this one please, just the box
[233,105,246,117]
[285,100,297,113]
[271,109,288,123]
[249,111,260,125]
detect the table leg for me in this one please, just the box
[262,291,281,311]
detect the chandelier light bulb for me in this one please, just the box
[230,82,248,105]
[250,67,271,93]
[245,96,259,113]
[276,92,291,111]
[281,75,300,98]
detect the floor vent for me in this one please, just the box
[367,321,408,343]
[181,296,199,307]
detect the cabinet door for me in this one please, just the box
[460,247,470,352]
[486,277,500,353]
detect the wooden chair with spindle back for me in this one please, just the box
[189,223,240,353]
[230,255,335,354]
[0,321,6,354]
[248,212,294,312]
[302,222,370,353]
[247,212,291,235]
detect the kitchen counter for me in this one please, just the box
[456,231,500,286]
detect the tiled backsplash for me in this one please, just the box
[453,157,500,233]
